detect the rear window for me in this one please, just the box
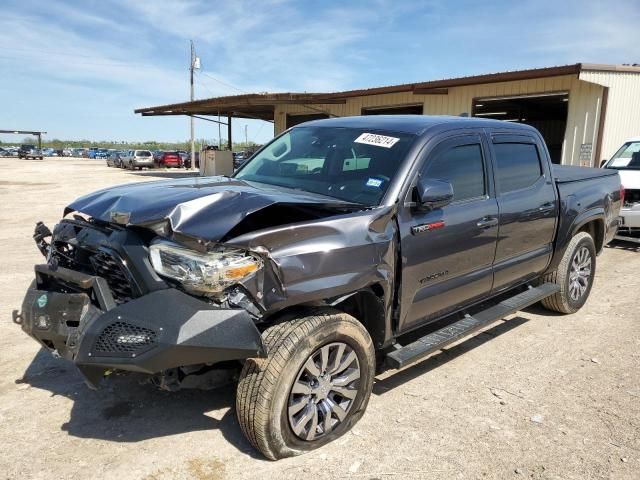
[135,150,152,157]
[494,143,542,193]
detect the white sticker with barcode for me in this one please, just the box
[354,133,400,148]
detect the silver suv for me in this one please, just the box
[122,150,154,170]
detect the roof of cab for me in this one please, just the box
[297,114,537,135]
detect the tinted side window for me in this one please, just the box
[494,143,542,193]
[423,144,485,201]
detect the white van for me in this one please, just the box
[602,138,640,235]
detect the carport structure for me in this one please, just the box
[135,63,640,166]
[0,129,47,149]
[134,93,345,150]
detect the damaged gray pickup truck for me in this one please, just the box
[15,116,622,459]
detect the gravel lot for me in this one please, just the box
[1,158,639,480]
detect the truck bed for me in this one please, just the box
[553,165,618,183]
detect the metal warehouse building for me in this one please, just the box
[136,63,640,167]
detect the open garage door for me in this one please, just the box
[473,92,568,164]
[362,104,424,115]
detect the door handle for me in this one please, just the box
[477,217,499,229]
[538,202,555,213]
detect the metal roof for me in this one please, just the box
[296,114,530,135]
[134,63,640,121]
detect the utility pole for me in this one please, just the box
[244,124,248,147]
[189,40,200,169]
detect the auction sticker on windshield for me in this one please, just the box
[354,133,400,148]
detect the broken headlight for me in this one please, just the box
[149,240,262,295]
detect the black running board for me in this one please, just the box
[614,234,640,244]
[386,283,560,370]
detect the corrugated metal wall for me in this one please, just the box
[580,71,640,160]
[274,74,605,166]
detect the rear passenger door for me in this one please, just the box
[490,133,558,291]
[398,133,499,332]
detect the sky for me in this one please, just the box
[1,0,639,145]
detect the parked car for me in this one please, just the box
[95,148,110,159]
[106,150,125,168]
[14,116,621,460]
[152,150,164,163]
[62,148,74,157]
[601,137,640,240]
[233,151,249,170]
[155,151,183,168]
[183,151,199,169]
[42,148,56,157]
[17,144,43,160]
[122,149,154,170]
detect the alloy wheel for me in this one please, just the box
[569,246,592,301]
[288,342,361,441]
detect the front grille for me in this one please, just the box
[93,321,157,355]
[48,221,142,306]
[90,251,135,304]
[624,189,640,207]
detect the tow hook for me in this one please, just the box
[12,310,23,325]
[33,221,52,258]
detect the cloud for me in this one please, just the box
[118,0,384,92]
[2,0,639,143]
[0,14,184,103]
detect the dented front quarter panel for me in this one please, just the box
[227,206,398,344]
[63,175,399,346]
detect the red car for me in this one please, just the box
[155,151,183,168]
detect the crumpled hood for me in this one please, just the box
[65,176,359,242]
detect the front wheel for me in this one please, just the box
[236,309,375,460]
[541,232,596,314]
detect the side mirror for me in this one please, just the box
[599,159,608,168]
[415,178,454,210]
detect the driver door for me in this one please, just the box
[397,133,499,332]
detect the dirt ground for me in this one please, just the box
[0,158,638,480]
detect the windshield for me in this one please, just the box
[234,126,416,205]
[135,150,152,157]
[606,142,640,170]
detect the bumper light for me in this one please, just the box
[149,240,261,295]
[116,334,151,345]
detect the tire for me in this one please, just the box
[541,232,596,314]
[236,309,375,460]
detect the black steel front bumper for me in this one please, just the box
[16,264,266,388]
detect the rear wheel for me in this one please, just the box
[541,232,596,314]
[236,309,375,460]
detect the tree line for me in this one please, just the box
[0,137,263,152]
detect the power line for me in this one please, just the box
[198,71,248,94]
[198,71,339,118]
